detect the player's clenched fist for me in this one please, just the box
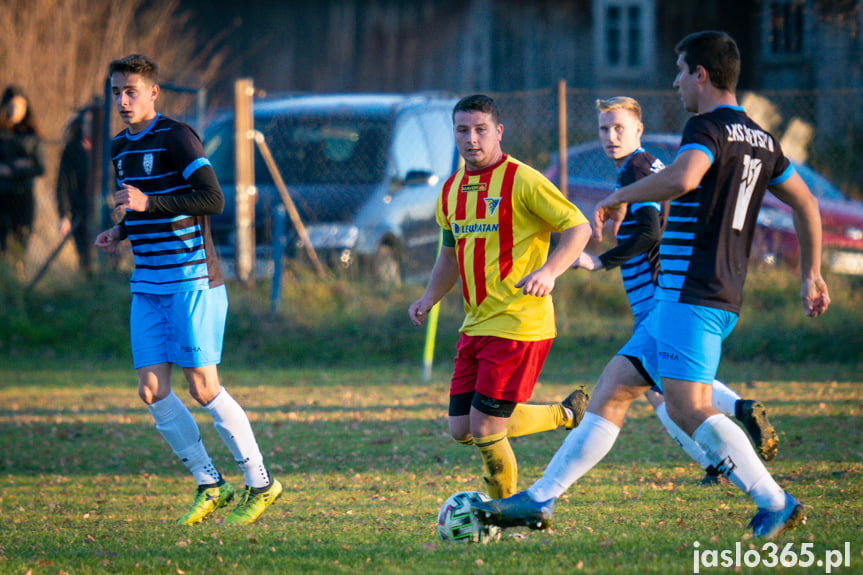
[114,183,150,212]
[409,299,433,327]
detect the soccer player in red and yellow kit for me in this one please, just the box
[409,95,591,498]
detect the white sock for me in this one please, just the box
[692,414,786,510]
[175,441,222,485]
[711,379,740,417]
[204,389,269,489]
[148,391,221,485]
[527,412,619,502]
[655,402,711,469]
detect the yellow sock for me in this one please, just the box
[474,431,517,498]
[506,403,569,438]
[454,436,475,446]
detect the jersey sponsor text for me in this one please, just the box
[724,123,774,151]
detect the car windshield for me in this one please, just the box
[566,147,617,182]
[641,141,678,166]
[205,114,392,186]
[564,139,679,185]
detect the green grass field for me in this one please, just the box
[0,266,861,574]
[1,366,860,574]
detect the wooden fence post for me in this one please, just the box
[558,79,568,194]
[234,78,256,284]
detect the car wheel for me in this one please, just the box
[372,244,401,286]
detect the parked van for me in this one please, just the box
[204,93,459,284]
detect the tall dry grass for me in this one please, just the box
[0,0,226,276]
[0,0,226,140]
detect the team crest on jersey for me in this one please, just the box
[461,182,488,194]
[117,158,123,177]
[484,197,501,216]
[143,153,154,175]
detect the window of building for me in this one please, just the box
[594,0,655,79]
[763,0,810,58]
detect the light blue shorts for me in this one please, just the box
[130,285,227,369]
[647,300,738,384]
[617,309,661,392]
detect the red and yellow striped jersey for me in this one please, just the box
[436,154,587,340]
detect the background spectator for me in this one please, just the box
[56,108,95,273]
[0,84,44,254]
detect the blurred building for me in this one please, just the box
[187,0,860,96]
[178,0,860,189]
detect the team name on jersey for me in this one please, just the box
[725,123,775,151]
[452,222,499,235]
[461,182,488,193]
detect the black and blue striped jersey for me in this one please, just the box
[112,114,225,294]
[599,148,665,317]
[656,106,794,313]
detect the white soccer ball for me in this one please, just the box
[436,490,502,544]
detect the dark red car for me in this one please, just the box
[544,134,863,275]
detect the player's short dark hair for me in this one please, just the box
[108,54,159,84]
[675,31,740,92]
[453,94,499,124]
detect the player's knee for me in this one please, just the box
[663,399,702,435]
[187,384,219,406]
[183,367,221,405]
[138,384,165,405]
[449,418,472,443]
[451,431,474,445]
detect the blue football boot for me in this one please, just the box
[749,492,806,539]
[471,491,555,530]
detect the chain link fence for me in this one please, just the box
[494,86,862,187]
[9,84,862,290]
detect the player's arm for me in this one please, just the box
[113,166,223,216]
[144,123,225,216]
[597,205,661,270]
[769,171,830,317]
[594,149,710,235]
[409,230,460,326]
[147,164,225,215]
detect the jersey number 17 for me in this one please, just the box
[732,154,762,231]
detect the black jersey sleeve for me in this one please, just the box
[679,115,722,160]
[598,205,661,270]
[115,218,128,240]
[147,164,224,215]
[768,141,793,182]
[147,123,224,216]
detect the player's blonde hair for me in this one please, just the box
[595,96,642,121]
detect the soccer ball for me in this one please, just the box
[437,491,502,544]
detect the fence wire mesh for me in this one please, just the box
[8,85,863,291]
